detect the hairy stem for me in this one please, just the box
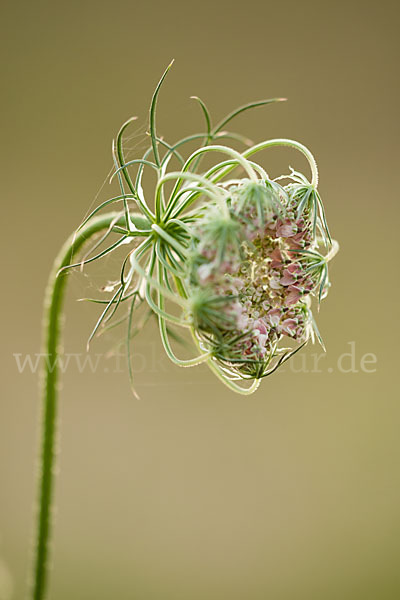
[31,212,140,600]
[243,139,319,188]
[208,138,319,189]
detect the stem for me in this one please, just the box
[209,138,319,189]
[243,139,319,188]
[31,212,132,600]
[325,238,339,262]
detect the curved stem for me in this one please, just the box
[209,138,319,189]
[155,170,225,222]
[31,212,132,600]
[243,139,319,188]
[158,268,212,367]
[325,238,340,262]
[206,358,262,395]
[167,145,258,212]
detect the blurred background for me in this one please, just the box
[1,0,399,598]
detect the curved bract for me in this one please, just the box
[65,62,338,395]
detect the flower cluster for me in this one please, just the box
[187,176,332,378]
[67,64,338,394]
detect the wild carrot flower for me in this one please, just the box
[31,64,340,600]
[61,62,339,394]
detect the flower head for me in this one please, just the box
[70,64,338,394]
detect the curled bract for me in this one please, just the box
[68,64,338,394]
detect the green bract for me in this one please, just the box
[66,62,339,395]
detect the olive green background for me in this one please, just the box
[1,0,399,598]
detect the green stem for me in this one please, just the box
[208,138,319,189]
[242,139,319,188]
[31,212,137,600]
